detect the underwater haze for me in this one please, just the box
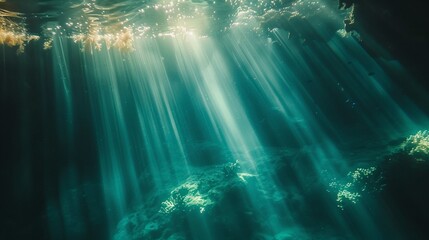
[1,0,429,239]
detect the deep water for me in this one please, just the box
[1,1,429,239]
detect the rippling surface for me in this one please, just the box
[1,0,347,52]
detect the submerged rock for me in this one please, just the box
[327,130,429,237]
[115,161,260,239]
[115,131,429,239]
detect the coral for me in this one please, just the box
[159,183,212,214]
[336,189,361,205]
[223,159,240,177]
[159,161,255,215]
[43,38,53,50]
[401,130,429,161]
[116,161,257,239]
[329,166,381,209]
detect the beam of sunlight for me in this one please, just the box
[3,0,429,239]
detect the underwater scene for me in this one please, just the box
[1,0,429,239]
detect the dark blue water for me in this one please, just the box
[1,0,429,239]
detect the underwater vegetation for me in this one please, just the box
[115,161,258,240]
[114,130,429,239]
[331,130,429,208]
[0,10,39,53]
[327,130,429,238]
[329,166,380,210]
[401,130,429,160]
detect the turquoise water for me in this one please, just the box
[1,0,429,239]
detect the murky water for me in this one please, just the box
[1,0,428,239]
